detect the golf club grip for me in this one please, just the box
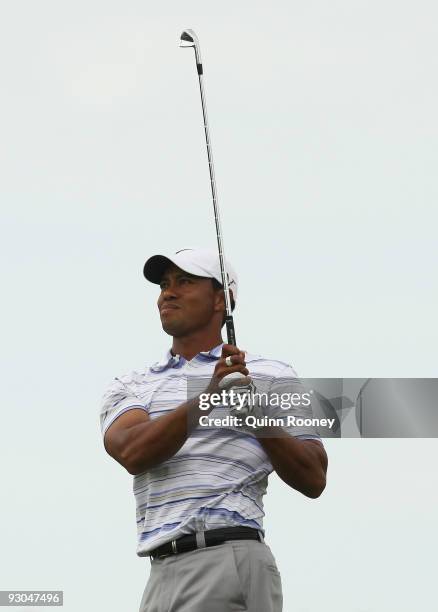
[225,316,236,346]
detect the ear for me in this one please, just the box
[212,286,225,312]
[213,287,235,314]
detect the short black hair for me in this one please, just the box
[211,278,235,327]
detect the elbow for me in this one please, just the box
[126,464,144,476]
[122,454,148,476]
[108,433,162,475]
[123,458,147,476]
[124,457,141,475]
[304,475,327,499]
[283,473,327,498]
[104,430,150,476]
[120,447,153,475]
[117,447,145,476]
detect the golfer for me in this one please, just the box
[100,247,328,612]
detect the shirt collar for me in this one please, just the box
[199,343,223,359]
[149,343,223,373]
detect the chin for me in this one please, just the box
[161,321,186,337]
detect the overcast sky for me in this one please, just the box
[1,1,437,611]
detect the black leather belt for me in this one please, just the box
[149,526,264,560]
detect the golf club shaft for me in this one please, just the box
[180,30,236,346]
[196,74,236,346]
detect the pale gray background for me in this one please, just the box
[1,1,437,611]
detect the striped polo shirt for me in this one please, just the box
[100,344,321,556]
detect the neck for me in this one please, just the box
[171,329,224,361]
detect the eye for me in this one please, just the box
[159,281,168,290]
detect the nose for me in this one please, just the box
[160,280,179,301]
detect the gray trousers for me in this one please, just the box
[139,539,283,612]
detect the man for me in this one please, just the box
[100,247,328,612]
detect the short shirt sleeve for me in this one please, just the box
[99,377,147,438]
[265,364,323,442]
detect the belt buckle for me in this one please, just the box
[152,539,178,560]
[159,539,177,559]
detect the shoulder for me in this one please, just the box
[244,352,298,377]
[102,365,152,397]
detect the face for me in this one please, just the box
[157,264,224,337]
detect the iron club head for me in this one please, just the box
[180,29,202,69]
[179,29,197,47]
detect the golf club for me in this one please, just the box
[179,29,237,347]
[179,29,257,411]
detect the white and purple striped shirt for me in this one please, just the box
[100,344,321,556]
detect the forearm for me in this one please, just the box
[257,428,327,498]
[121,397,209,474]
